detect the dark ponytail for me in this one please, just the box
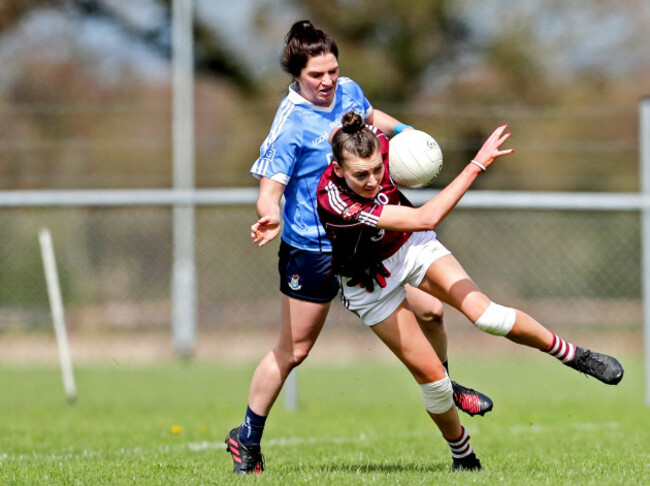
[331,112,381,167]
[281,20,339,77]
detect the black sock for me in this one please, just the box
[239,405,267,446]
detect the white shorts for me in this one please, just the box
[339,230,451,326]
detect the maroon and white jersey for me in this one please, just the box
[317,128,413,276]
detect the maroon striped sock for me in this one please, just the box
[445,426,473,459]
[545,332,576,363]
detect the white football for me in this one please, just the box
[389,129,443,189]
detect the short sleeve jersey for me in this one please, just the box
[316,128,413,273]
[250,77,373,252]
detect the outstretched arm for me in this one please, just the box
[251,177,284,247]
[378,125,513,232]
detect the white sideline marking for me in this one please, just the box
[0,433,376,462]
[0,423,619,462]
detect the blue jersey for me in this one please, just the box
[251,77,373,252]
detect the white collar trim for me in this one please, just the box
[288,82,337,113]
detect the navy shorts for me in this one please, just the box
[278,240,339,303]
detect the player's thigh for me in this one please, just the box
[417,254,490,323]
[405,284,443,321]
[277,295,330,353]
[370,302,446,383]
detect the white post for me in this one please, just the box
[171,0,196,356]
[279,197,298,412]
[641,97,650,406]
[284,369,298,412]
[39,229,77,403]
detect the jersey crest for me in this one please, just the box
[289,274,302,290]
[343,202,362,221]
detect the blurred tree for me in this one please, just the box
[0,0,50,32]
[0,0,256,92]
[0,0,645,191]
[264,0,563,106]
[0,0,559,104]
[257,0,471,101]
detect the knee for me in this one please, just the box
[276,345,311,373]
[290,347,311,368]
[474,301,516,336]
[421,376,454,414]
[414,299,444,328]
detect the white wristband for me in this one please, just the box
[470,160,487,172]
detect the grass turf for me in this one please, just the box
[0,354,647,485]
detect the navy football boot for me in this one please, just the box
[452,381,494,417]
[565,347,624,385]
[225,426,265,475]
[452,452,482,472]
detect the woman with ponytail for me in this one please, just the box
[314,112,623,472]
[225,21,492,475]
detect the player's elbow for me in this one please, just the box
[413,211,441,231]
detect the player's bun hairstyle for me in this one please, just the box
[281,20,339,77]
[331,112,381,167]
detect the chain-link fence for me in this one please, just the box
[0,199,641,358]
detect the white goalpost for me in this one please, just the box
[640,97,650,406]
[39,228,77,404]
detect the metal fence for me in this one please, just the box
[1,98,648,405]
[0,190,641,339]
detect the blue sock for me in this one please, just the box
[238,405,267,446]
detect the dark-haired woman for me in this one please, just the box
[225,20,491,475]
[314,112,623,471]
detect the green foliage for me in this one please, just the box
[0,355,647,484]
[0,1,644,192]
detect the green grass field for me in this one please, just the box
[0,354,647,485]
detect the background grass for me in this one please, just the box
[0,353,647,485]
